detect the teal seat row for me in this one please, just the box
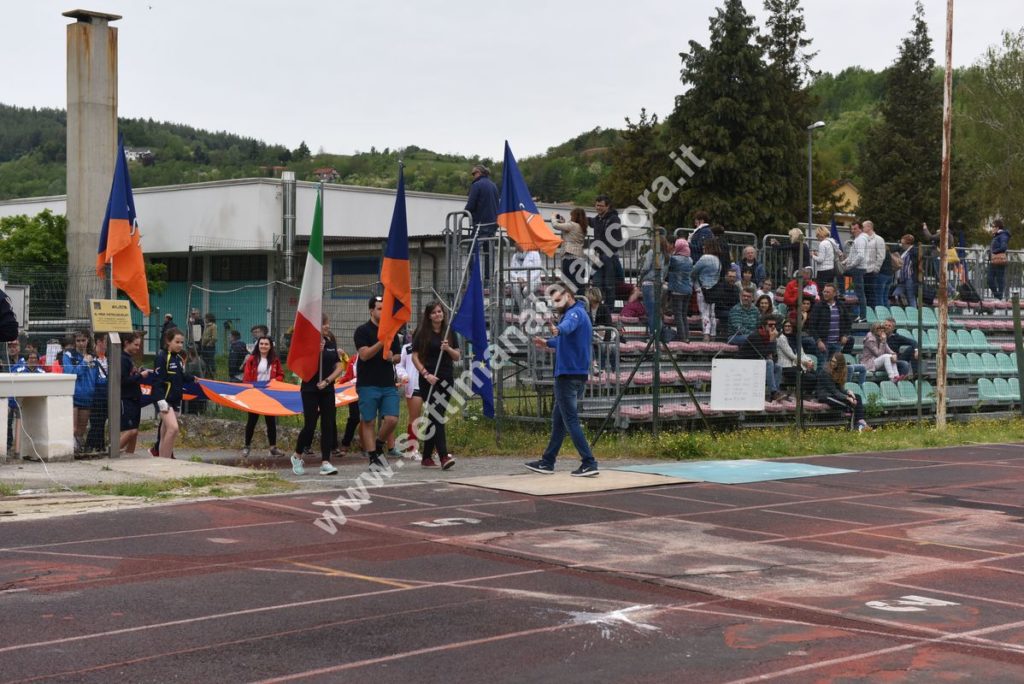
[948,352,1018,377]
[896,328,995,353]
[859,380,936,409]
[978,378,1021,403]
[869,306,962,328]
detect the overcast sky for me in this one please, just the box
[2,1,1021,159]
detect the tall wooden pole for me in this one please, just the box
[935,0,954,428]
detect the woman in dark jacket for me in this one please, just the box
[150,328,194,458]
[815,352,870,432]
[988,219,1010,300]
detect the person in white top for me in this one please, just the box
[843,221,870,321]
[396,341,422,459]
[509,242,543,311]
[862,220,887,308]
[812,225,838,288]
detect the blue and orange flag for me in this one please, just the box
[97,134,150,315]
[378,164,411,352]
[829,214,844,254]
[451,245,495,418]
[497,141,561,257]
[194,378,357,416]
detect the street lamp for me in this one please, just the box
[797,120,826,430]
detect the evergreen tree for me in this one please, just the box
[761,0,817,224]
[662,0,794,235]
[600,109,663,210]
[857,2,941,238]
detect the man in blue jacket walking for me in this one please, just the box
[525,284,599,477]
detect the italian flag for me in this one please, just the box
[286,190,323,382]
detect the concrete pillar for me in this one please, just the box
[65,9,121,319]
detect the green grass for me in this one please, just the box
[447,416,1024,461]
[78,474,296,499]
[0,481,20,496]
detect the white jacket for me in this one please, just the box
[866,233,887,274]
[510,250,543,293]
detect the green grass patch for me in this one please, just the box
[448,416,1024,461]
[0,481,20,497]
[78,474,296,499]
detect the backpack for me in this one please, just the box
[0,289,19,342]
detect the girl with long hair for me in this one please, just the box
[552,208,589,294]
[411,301,461,469]
[815,352,870,432]
[241,336,285,458]
[150,328,193,458]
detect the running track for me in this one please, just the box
[2,444,1024,682]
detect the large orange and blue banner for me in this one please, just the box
[378,165,411,351]
[496,141,562,257]
[194,379,358,416]
[97,134,150,315]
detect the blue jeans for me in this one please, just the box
[847,364,867,386]
[874,273,893,306]
[594,256,621,311]
[671,293,691,342]
[988,265,1007,300]
[766,360,780,394]
[847,268,867,318]
[542,375,596,468]
[641,282,658,337]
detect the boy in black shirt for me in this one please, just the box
[354,296,402,468]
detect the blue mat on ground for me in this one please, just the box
[613,459,856,484]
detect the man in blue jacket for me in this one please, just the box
[525,284,599,477]
[466,164,500,285]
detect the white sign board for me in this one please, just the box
[1,283,28,330]
[710,358,766,411]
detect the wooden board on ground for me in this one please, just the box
[449,471,695,496]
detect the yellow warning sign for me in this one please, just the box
[89,299,134,332]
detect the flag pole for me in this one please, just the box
[425,217,483,408]
[318,181,324,387]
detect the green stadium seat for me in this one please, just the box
[997,352,1017,375]
[956,329,975,352]
[949,353,968,376]
[776,302,788,318]
[966,352,985,376]
[866,307,878,324]
[921,308,939,327]
[895,381,921,406]
[919,380,936,403]
[978,378,1002,403]
[1010,378,1021,401]
[862,381,882,406]
[897,328,913,339]
[981,352,1000,375]
[924,329,939,352]
[845,382,865,402]
[844,353,857,368]
[878,381,903,408]
[971,329,994,352]
[891,307,910,327]
[874,305,892,323]
[994,378,1016,402]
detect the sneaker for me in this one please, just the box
[241,446,251,458]
[525,459,555,474]
[149,446,160,458]
[856,420,872,432]
[269,447,285,457]
[290,454,306,475]
[331,448,342,459]
[319,462,338,476]
[369,452,388,469]
[571,464,600,477]
[440,454,455,470]
[421,457,440,468]
[892,375,907,383]
[387,447,403,459]
[408,450,422,461]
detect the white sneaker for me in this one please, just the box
[241,446,250,458]
[319,462,338,476]
[290,454,305,475]
[408,450,422,461]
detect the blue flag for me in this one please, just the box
[829,215,843,253]
[451,246,495,418]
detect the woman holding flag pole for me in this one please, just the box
[412,301,460,469]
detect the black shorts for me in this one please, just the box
[121,399,141,430]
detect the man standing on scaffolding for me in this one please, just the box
[465,164,500,285]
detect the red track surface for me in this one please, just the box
[2,444,1024,682]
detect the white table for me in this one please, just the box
[0,373,77,462]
